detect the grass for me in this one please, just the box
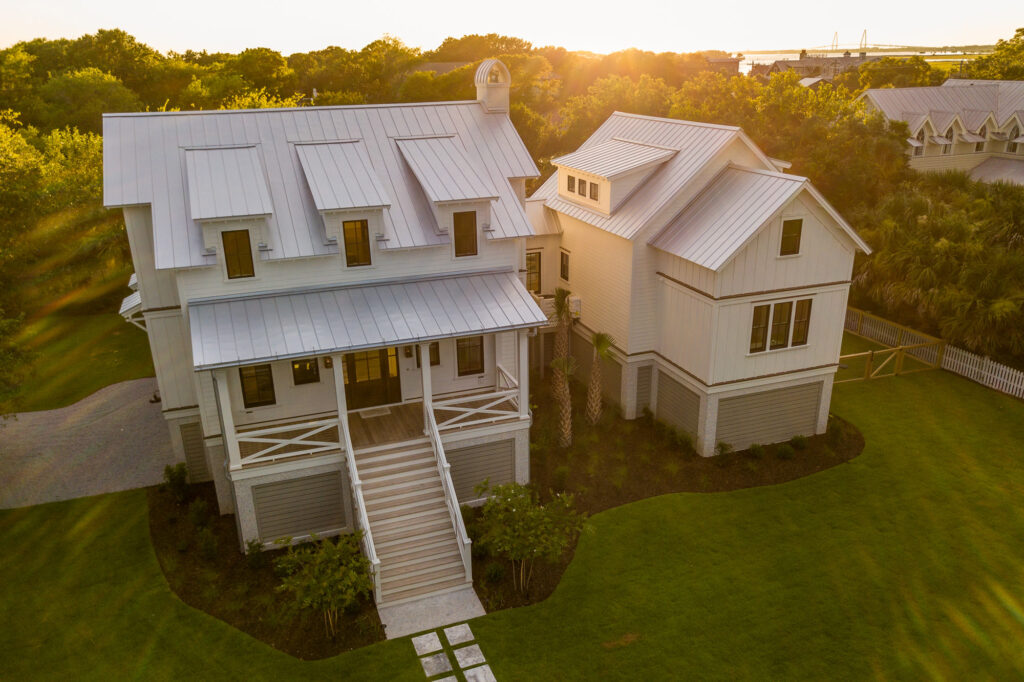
[0,312,153,414]
[836,332,933,383]
[471,369,1024,680]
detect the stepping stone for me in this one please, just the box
[454,644,486,668]
[411,631,442,656]
[463,664,497,682]
[443,623,474,646]
[419,652,452,676]
[433,678,457,682]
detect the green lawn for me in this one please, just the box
[0,313,154,414]
[3,368,1023,679]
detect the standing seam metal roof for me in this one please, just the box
[396,136,499,203]
[184,146,274,221]
[863,80,1024,132]
[551,138,677,179]
[295,141,390,211]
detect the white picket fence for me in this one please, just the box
[845,307,1024,400]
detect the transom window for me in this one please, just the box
[525,251,541,294]
[456,336,485,376]
[239,364,275,407]
[415,341,440,368]
[222,229,254,279]
[560,250,570,281]
[291,358,320,385]
[749,299,812,353]
[343,219,371,267]
[453,211,478,257]
[566,174,576,193]
[780,219,803,256]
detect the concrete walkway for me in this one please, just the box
[378,586,486,639]
[0,378,175,509]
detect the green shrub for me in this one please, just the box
[484,561,506,584]
[162,463,189,503]
[188,498,209,528]
[245,539,267,570]
[790,434,809,450]
[552,465,569,492]
[196,526,218,560]
[715,442,733,457]
[747,443,766,459]
[777,443,796,460]
[673,429,693,452]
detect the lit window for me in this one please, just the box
[239,364,275,407]
[291,358,320,385]
[780,219,802,256]
[456,336,484,376]
[526,252,541,294]
[560,251,569,281]
[567,175,576,193]
[589,182,599,201]
[415,342,440,368]
[749,305,770,353]
[343,219,371,267]
[453,211,477,257]
[222,229,254,279]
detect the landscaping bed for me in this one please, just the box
[147,482,384,660]
[469,375,864,611]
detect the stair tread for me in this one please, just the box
[380,576,469,603]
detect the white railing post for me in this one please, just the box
[420,343,433,434]
[213,369,242,471]
[425,410,473,584]
[518,330,529,418]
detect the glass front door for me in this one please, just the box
[342,347,401,410]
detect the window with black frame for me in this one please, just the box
[456,336,484,376]
[239,364,275,407]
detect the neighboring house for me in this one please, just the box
[524,113,871,457]
[860,79,1024,184]
[751,50,877,79]
[106,60,549,605]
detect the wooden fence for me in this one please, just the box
[844,307,1024,400]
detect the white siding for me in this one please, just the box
[524,234,561,296]
[123,207,179,310]
[195,371,220,437]
[656,278,714,384]
[146,311,197,410]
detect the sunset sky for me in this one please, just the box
[0,0,1016,55]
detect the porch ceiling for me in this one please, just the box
[188,270,546,370]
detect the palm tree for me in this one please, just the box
[549,356,576,448]
[551,287,573,368]
[586,332,615,425]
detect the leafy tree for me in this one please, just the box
[219,89,303,110]
[38,68,142,133]
[833,56,944,93]
[0,46,37,114]
[274,533,374,639]
[357,36,422,103]
[586,332,615,425]
[428,34,533,62]
[558,75,673,154]
[968,28,1024,80]
[228,47,296,94]
[474,482,584,593]
[68,29,164,95]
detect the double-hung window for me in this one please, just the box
[415,342,440,368]
[239,364,276,407]
[567,174,576,193]
[560,250,570,281]
[525,251,541,294]
[780,219,802,256]
[577,179,587,197]
[749,299,812,353]
[343,219,371,267]
[456,336,485,376]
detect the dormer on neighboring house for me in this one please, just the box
[552,138,676,215]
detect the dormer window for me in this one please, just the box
[222,229,255,279]
[577,180,587,197]
[567,175,576,193]
[976,125,987,153]
[944,127,955,154]
[780,219,802,256]
[590,183,599,200]
[914,129,925,157]
[1010,126,1020,154]
[343,219,371,267]
[453,211,478,257]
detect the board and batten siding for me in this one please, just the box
[572,331,623,404]
[447,439,515,502]
[123,206,180,310]
[146,311,197,410]
[635,365,652,412]
[655,371,701,436]
[656,278,714,384]
[252,470,349,542]
[716,381,822,450]
[180,422,211,482]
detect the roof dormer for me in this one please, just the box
[552,138,676,215]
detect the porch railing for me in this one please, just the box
[236,417,341,466]
[338,410,383,603]
[425,409,472,584]
[432,364,520,430]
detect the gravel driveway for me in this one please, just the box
[0,378,176,509]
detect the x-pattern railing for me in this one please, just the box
[236,417,340,465]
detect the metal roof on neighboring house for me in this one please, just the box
[296,141,390,212]
[551,138,677,180]
[187,270,548,370]
[862,80,1024,132]
[396,136,499,203]
[184,146,273,222]
[969,158,1024,186]
[103,101,539,270]
[533,113,771,241]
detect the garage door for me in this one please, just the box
[655,371,700,436]
[716,382,822,451]
[253,471,348,542]
[447,439,515,502]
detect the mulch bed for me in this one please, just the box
[147,483,384,660]
[469,376,865,611]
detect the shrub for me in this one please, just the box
[673,429,693,452]
[790,434,809,450]
[776,443,796,460]
[484,562,506,584]
[197,526,218,560]
[273,533,374,640]
[162,463,189,503]
[188,498,209,528]
[748,443,766,459]
[245,539,267,570]
[715,442,733,457]
[552,465,569,492]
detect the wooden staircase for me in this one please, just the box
[356,438,469,604]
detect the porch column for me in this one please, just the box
[331,354,349,446]
[518,330,530,418]
[420,343,433,433]
[213,369,242,471]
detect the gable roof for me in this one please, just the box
[862,80,1024,131]
[551,138,677,180]
[104,101,538,270]
[649,165,869,270]
[533,113,775,241]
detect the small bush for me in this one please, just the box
[188,498,209,528]
[790,434,809,450]
[162,463,190,503]
[245,539,267,570]
[197,526,218,560]
[552,465,569,492]
[673,430,693,452]
[715,442,733,457]
[748,443,766,459]
[776,443,796,460]
[176,536,190,553]
[484,562,506,584]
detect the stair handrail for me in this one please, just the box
[339,413,382,603]
[425,409,473,583]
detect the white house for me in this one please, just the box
[524,113,871,457]
[860,79,1024,185]
[105,61,549,606]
